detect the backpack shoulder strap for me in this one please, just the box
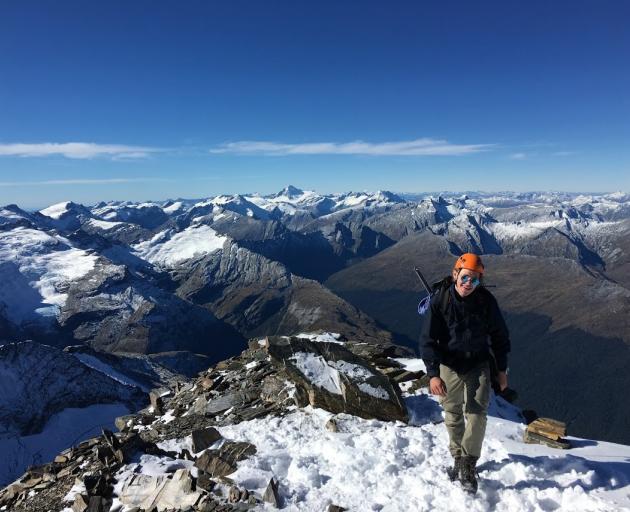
[432,276,452,317]
[477,287,493,323]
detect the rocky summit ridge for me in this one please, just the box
[0,334,416,512]
[3,333,630,511]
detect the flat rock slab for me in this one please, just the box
[204,390,259,416]
[195,441,257,477]
[263,336,408,423]
[119,469,203,511]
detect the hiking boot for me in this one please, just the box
[446,456,462,482]
[459,456,478,494]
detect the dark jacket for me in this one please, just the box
[420,282,511,378]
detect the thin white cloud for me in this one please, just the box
[0,178,172,187]
[552,151,575,157]
[0,142,161,159]
[509,152,527,160]
[209,138,494,156]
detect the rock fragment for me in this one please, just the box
[191,427,223,453]
[263,477,280,508]
[195,442,257,477]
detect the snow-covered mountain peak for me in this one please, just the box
[604,191,630,202]
[90,201,169,229]
[0,204,36,229]
[373,190,405,203]
[39,201,75,220]
[190,194,271,220]
[274,185,305,199]
[39,200,94,220]
[331,190,404,211]
[37,201,94,231]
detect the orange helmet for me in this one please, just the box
[453,253,484,274]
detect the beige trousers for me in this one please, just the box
[439,361,491,458]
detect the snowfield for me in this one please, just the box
[132,225,227,266]
[39,201,73,220]
[104,358,630,512]
[0,227,98,320]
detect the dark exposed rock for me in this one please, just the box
[83,473,110,497]
[260,374,293,404]
[93,445,114,464]
[60,258,247,358]
[195,442,257,477]
[196,473,216,493]
[391,370,425,384]
[204,390,259,416]
[191,427,223,453]
[86,495,111,512]
[0,342,145,438]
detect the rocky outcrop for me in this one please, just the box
[0,334,419,512]
[263,336,408,422]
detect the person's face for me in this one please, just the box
[453,268,481,297]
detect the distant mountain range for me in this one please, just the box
[1,186,630,445]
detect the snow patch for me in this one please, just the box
[73,353,147,391]
[39,201,72,219]
[289,352,387,400]
[0,227,98,320]
[132,224,227,266]
[86,218,123,230]
[392,358,427,373]
[289,352,342,394]
[295,332,345,344]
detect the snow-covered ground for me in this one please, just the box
[216,393,630,511]
[107,357,630,511]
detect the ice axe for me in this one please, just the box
[414,266,433,315]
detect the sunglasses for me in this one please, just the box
[459,274,480,287]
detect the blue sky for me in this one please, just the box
[1,1,629,209]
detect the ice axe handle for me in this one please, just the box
[414,267,432,295]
